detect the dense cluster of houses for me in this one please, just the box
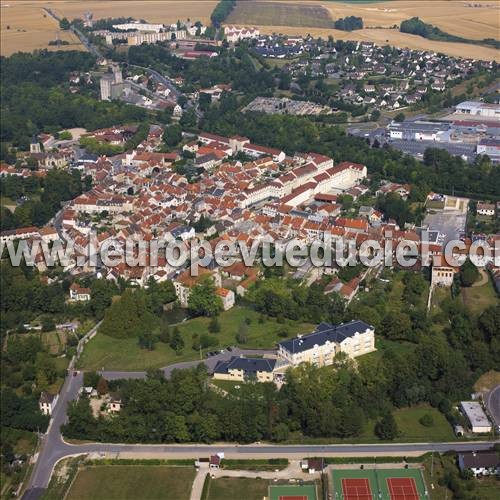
[2,119,499,307]
[252,35,494,112]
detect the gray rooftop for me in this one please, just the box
[279,320,373,354]
[214,356,277,374]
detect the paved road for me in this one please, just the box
[23,344,499,500]
[101,347,275,380]
[129,64,180,99]
[486,385,500,428]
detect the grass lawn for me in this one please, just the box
[0,196,16,210]
[473,370,500,393]
[430,285,451,314]
[394,405,455,442]
[207,477,269,500]
[474,477,500,499]
[461,277,498,315]
[286,404,454,444]
[78,306,313,371]
[66,466,195,500]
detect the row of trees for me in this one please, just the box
[400,17,499,49]
[210,0,236,28]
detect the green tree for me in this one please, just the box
[170,327,185,353]
[208,316,221,333]
[419,413,434,427]
[96,377,109,396]
[375,412,399,440]
[59,18,70,30]
[460,258,479,287]
[163,124,182,147]
[187,278,223,317]
[99,289,155,339]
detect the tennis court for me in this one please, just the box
[341,478,372,499]
[387,477,419,500]
[269,484,317,500]
[332,468,428,500]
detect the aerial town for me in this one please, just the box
[0,1,499,500]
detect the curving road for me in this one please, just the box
[486,385,500,429]
[23,347,499,500]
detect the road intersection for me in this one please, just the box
[22,349,499,500]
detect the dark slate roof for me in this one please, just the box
[39,391,55,404]
[459,451,499,469]
[213,356,276,374]
[170,225,192,238]
[278,320,373,354]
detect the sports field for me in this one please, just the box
[332,468,428,500]
[65,465,195,500]
[269,484,318,500]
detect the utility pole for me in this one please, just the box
[431,451,434,477]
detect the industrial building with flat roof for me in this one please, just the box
[455,101,500,119]
[460,401,492,433]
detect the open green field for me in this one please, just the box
[78,306,313,371]
[332,467,428,499]
[461,277,498,315]
[393,405,455,442]
[473,477,500,500]
[206,477,269,500]
[286,403,454,444]
[65,466,195,500]
[226,2,335,29]
[270,484,317,500]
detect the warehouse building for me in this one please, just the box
[459,401,492,433]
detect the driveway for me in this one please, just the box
[101,348,275,380]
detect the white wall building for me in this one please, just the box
[460,401,492,433]
[278,320,375,368]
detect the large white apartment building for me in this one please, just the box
[278,320,375,367]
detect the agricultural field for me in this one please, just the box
[0,1,83,56]
[226,1,335,29]
[43,0,217,27]
[0,0,216,56]
[246,1,500,60]
[314,0,498,40]
[65,465,195,500]
[78,306,313,371]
